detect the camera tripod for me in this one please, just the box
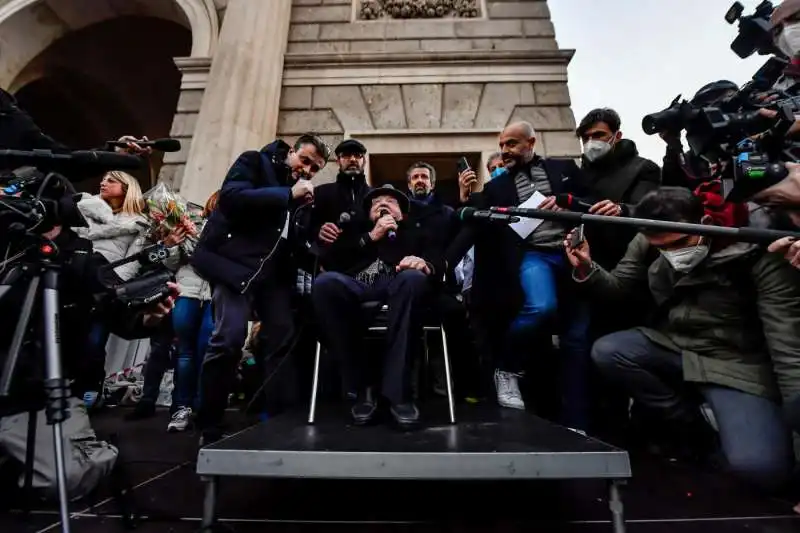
[0,240,74,533]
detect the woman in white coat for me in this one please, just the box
[73,171,147,404]
[74,171,148,282]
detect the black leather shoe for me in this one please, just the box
[351,389,377,425]
[390,403,419,429]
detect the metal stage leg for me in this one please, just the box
[201,476,218,532]
[609,480,626,533]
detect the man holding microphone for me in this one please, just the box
[191,134,329,445]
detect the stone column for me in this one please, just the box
[179,0,292,204]
[158,57,212,191]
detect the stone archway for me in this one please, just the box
[0,0,218,190]
[10,16,192,190]
[0,0,218,89]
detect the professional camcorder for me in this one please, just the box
[638,2,800,202]
[725,1,780,59]
[96,243,175,310]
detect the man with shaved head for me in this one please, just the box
[448,121,591,429]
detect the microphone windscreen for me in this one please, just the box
[152,138,182,152]
[457,207,474,221]
[555,193,572,209]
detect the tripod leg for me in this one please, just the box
[22,410,38,518]
[41,269,72,533]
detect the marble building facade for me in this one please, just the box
[0,0,580,205]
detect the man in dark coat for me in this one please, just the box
[312,185,444,428]
[575,108,662,337]
[577,108,662,269]
[190,133,329,444]
[310,138,371,252]
[404,161,482,399]
[448,122,592,425]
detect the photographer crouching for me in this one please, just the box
[0,172,177,502]
[565,187,800,492]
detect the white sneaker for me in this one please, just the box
[167,406,193,432]
[494,369,525,410]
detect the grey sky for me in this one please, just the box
[548,0,769,163]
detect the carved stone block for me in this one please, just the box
[358,0,481,21]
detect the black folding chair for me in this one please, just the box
[308,301,456,424]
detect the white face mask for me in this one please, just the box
[583,135,616,162]
[777,22,800,58]
[661,244,710,274]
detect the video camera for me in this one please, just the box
[95,243,175,310]
[726,1,780,59]
[642,54,798,200]
[0,150,173,311]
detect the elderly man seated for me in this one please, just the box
[312,185,443,428]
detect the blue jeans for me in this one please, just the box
[592,329,794,491]
[172,297,213,410]
[508,250,563,341]
[504,250,591,429]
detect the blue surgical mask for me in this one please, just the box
[490,167,507,180]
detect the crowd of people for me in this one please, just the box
[109,107,800,501]
[3,0,800,510]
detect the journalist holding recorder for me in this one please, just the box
[564,187,800,491]
[190,133,329,445]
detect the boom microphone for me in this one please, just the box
[490,206,800,245]
[555,193,594,213]
[0,149,144,174]
[106,138,182,152]
[457,206,520,223]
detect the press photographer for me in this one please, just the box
[564,187,800,491]
[0,165,177,505]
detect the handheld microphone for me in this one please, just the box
[457,207,520,223]
[379,209,396,240]
[555,193,594,213]
[338,212,352,227]
[106,138,182,152]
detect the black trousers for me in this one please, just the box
[311,270,429,405]
[434,292,483,398]
[196,279,296,433]
[139,317,176,407]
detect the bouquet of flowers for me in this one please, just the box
[143,182,201,241]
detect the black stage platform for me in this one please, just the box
[197,406,632,532]
[3,406,800,532]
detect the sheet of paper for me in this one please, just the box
[509,191,546,240]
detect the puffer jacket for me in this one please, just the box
[581,234,800,403]
[73,194,148,281]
